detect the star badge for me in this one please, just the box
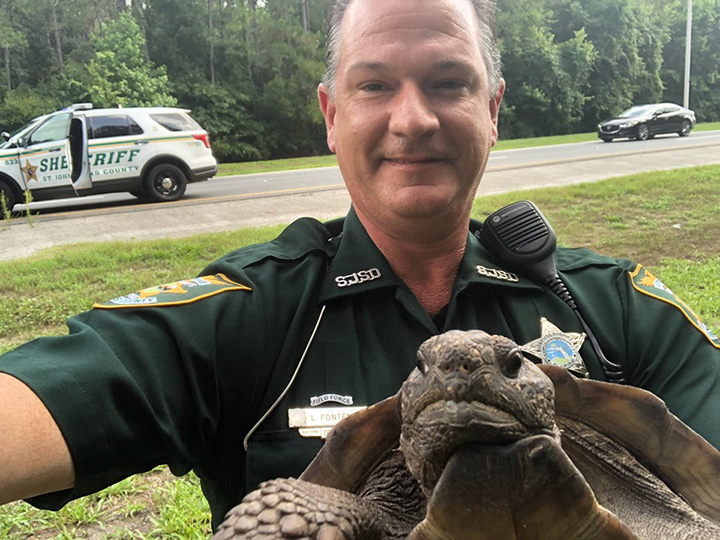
[522,317,588,377]
[20,160,39,182]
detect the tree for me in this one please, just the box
[662,0,720,121]
[246,12,327,157]
[85,12,176,107]
[549,0,669,129]
[497,0,596,137]
[49,0,64,71]
[0,4,27,92]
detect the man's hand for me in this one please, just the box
[0,373,75,505]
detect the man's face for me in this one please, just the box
[319,0,504,234]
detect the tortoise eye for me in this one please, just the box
[501,347,524,379]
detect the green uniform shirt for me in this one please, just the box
[2,208,719,531]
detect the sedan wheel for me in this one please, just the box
[636,124,650,141]
[678,120,692,137]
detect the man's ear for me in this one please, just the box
[489,78,505,147]
[318,83,337,153]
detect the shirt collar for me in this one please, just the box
[456,221,543,292]
[318,212,542,305]
[318,208,401,303]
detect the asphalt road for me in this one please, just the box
[2,130,719,261]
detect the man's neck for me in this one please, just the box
[357,210,469,317]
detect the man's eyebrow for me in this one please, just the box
[346,61,387,73]
[431,59,478,72]
[345,59,478,73]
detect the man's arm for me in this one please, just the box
[0,373,75,505]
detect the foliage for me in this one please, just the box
[547,0,670,129]
[0,86,59,130]
[0,0,717,157]
[498,0,597,137]
[661,0,720,122]
[248,13,327,157]
[85,13,176,108]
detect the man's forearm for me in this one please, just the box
[0,373,75,505]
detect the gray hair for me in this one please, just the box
[322,0,502,99]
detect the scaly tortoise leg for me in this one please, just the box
[211,478,385,540]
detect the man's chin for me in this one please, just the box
[389,200,470,232]
[391,186,468,218]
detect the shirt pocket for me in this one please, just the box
[245,428,324,493]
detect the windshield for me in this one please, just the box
[0,116,46,149]
[619,105,655,118]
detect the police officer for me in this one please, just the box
[1,0,719,534]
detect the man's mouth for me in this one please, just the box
[384,157,446,165]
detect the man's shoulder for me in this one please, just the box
[206,217,342,273]
[556,246,635,273]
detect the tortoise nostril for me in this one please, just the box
[501,348,524,378]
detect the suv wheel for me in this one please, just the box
[635,124,649,141]
[678,120,692,137]
[146,164,187,202]
[0,180,18,219]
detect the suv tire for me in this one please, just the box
[146,163,187,202]
[0,179,18,219]
[635,124,649,141]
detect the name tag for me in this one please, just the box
[288,406,367,438]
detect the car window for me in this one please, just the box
[150,112,202,132]
[620,106,652,118]
[89,115,144,139]
[1,117,42,149]
[28,113,71,145]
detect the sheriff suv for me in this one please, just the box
[0,104,217,217]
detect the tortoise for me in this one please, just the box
[211,329,720,539]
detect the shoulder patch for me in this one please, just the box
[629,264,720,348]
[94,273,251,309]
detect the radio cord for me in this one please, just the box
[544,274,626,383]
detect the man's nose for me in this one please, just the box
[389,83,440,139]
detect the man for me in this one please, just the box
[1,0,719,533]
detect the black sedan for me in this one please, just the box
[597,103,695,142]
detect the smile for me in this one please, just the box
[384,158,447,166]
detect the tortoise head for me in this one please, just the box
[399,330,559,494]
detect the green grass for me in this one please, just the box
[1,165,720,537]
[217,154,338,176]
[216,122,720,175]
[0,468,210,539]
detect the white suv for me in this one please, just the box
[0,104,217,216]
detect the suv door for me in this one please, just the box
[87,114,154,186]
[68,115,91,191]
[17,112,74,192]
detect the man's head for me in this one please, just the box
[322,0,502,101]
[318,0,505,240]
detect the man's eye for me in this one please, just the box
[361,83,385,92]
